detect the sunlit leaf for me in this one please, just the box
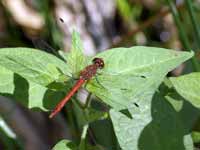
[170,72,200,108]
[87,46,193,110]
[52,140,77,150]
[0,65,64,110]
[110,91,194,150]
[0,48,71,86]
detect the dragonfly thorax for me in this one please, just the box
[92,57,104,69]
[80,65,98,80]
[80,58,104,80]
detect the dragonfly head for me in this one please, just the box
[92,57,104,69]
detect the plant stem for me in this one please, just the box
[185,0,200,48]
[167,0,200,71]
[65,103,79,142]
[84,93,92,109]
[78,93,92,149]
[79,124,89,150]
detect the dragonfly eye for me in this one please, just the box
[92,57,104,69]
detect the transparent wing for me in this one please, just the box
[86,71,157,110]
[32,38,66,61]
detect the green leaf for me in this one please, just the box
[53,139,104,150]
[170,72,200,108]
[67,30,86,76]
[52,140,77,150]
[0,66,14,94]
[0,65,64,110]
[109,88,153,150]
[90,119,120,150]
[110,91,194,150]
[72,101,107,129]
[87,46,193,110]
[0,48,71,86]
[165,91,200,135]
[192,131,200,143]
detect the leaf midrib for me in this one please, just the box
[107,53,189,75]
[5,56,53,81]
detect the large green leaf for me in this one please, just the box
[109,88,153,150]
[0,65,64,110]
[170,72,200,108]
[0,48,71,86]
[110,91,195,150]
[86,46,193,110]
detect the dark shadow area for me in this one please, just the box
[120,109,133,119]
[138,92,200,150]
[90,119,121,150]
[2,73,29,107]
[1,73,67,111]
[43,78,75,110]
[13,74,29,106]
[42,89,64,110]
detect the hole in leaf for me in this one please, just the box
[120,109,133,119]
[140,75,146,78]
[120,88,128,90]
[134,102,139,107]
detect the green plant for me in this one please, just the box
[0,31,199,150]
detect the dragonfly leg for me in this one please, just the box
[96,71,103,76]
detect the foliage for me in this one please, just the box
[1,0,200,149]
[0,31,196,150]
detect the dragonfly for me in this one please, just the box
[49,57,104,118]
[33,18,147,118]
[32,39,147,118]
[30,19,105,118]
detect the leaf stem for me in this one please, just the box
[79,124,89,150]
[84,93,92,109]
[65,103,79,141]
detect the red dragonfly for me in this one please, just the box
[49,57,104,118]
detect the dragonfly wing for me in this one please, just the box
[32,38,66,61]
[86,72,157,110]
[86,46,192,110]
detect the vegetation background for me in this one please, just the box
[0,0,200,149]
